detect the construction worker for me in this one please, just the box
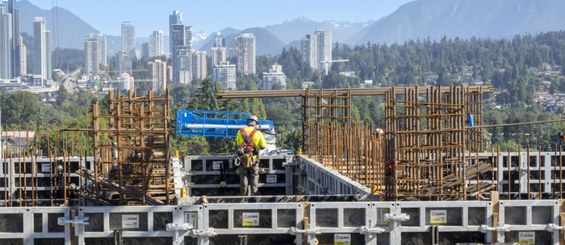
[236,115,266,196]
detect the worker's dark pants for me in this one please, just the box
[240,163,259,196]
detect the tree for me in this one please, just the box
[1,91,40,129]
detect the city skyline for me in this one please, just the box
[24,0,414,36]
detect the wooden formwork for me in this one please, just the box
[89,89,173,205]
[384,86,492,201]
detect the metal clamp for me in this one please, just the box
[546,223,565,232]
[57,216,90,226]
[480,224,510,233]
[166,223,193,232]
[384,213,410,222]
[289,227,321,235]
[359,226,386,234]
[191,228,217,238]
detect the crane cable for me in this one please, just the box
[470,118,565,129]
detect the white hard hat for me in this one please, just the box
[247,115,259,125]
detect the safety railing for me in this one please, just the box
[497,199,560,245]
[0,199,563,244]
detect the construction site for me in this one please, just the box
[0,85,564,245]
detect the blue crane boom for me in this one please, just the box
[176,110,275,138]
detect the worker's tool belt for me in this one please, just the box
[240,153,255,169]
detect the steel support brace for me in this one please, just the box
[481,224,509,243]
[58,216,89,245]
[290,227,320,245]
[480,224,510,233]
[289,227,320,236]
[360,225,386,244]
[547,223,565,240]
[385,213,410,222]
[191,228,218,238]
[57,216,90,236]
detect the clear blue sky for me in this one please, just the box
[25,0,414,35]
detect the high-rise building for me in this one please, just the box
[149,30,164,58]
[184,26,192,50]
[262,64,286,90]
[33,17,51,83]
[211,32,226,66]
[148,59,167,94]
[84,33,106,76]
[169,10,182,56]
[235,33,256,75]
[170,23,192,85]
[211,47,226,66]
[301,30,332,73]
[97,33,107,67]
[192,50,207,80]
[0,3,12,79]
[9,0,19,78]
[214,32,225,48]
[141,42,149,59]
[121,21,135,58]
[0,1,20,79]
[84,35,100,76]
[212,47,227,66]
[18,35,25,75]
[315,29,332,69]
[300,34,315,70]
[116,51,131,75]
[212,62,236,90]
[177,46,191,84]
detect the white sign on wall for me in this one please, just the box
[41,164,50,173]
[334,234,351,245]
[212,161,222,170]
[266,174,277,183]
[242,212,259,226]
[518,232,535,245]
[430,210,447,224]
[122,214,139,229]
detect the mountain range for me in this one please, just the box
[16,0,565,55]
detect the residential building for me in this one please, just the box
[211,47,226,66]
[116,72,134,92]
[116,51,131,75]
[212,62,236,90]
[301,34,317,70]
[0,3,12,79]
[149,30,163,58]
[235,33,256,75]
[18,35,25,75]
[149,59,167,94]
[33,17,51,83]
[211,32,226,66]
[0,1,20,79]
[141,42,149,59]
[84,35,100,76]
[262,64,286,90]
[301,29,332,72]
[121,21,135,58]
[214,32,225,47]
[192,50,207,80]
[97,33,107,67]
